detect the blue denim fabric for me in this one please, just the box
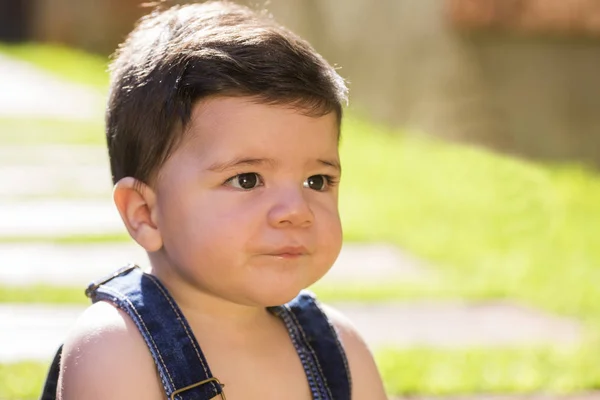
[40,264,351,400]
[271,294,352,400]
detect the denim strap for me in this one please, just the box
[269,291,352,400]
[87,265,223,400]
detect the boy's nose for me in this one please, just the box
[267,186,314,228]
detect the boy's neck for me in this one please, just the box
[145,262,276,335]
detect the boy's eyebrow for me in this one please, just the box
[207,157,276,172]
[319,159,341,173]
[206,157,341,173]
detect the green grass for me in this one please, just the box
[377,345,600,396]
[0,285,86,304]
[0,118,104,146]
[0,362,47,400]
[0,42,109,89]
[0,233,130,245]
[338,116,600,319]
[2,344,599,399]
[0,280,463,305]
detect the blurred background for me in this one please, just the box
[1,0,599,399]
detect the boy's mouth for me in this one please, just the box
[267,245,308,258]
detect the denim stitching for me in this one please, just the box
[101,286,176,393]
[313,299,353,396]
[272,306,320,399]
[271,308,314,383]
[286,305,333,400]
[145,274,213,386]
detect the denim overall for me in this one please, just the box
[40,264,351,400]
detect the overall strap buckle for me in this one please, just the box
[84,263,139,298]
[170,377,226,400]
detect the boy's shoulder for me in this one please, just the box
[293,292,374,357]
[58,301,163,400]
[319,302,389,400]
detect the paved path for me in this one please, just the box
[0,300,582,362]
[0,145,112,199]
[0,200,124,236]
[0,54,104,119]
[0,242,429,286]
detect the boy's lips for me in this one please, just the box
[266,245,309,257]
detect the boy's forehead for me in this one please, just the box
[185,96,339,142]
[189,95,336,121]
[170,97,340,173]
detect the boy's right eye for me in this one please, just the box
[224,173,263,190]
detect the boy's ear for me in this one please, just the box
[113,177,163,252]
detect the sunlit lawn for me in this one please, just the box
[0,362,48,400]
[1,43,600,398]
[0,42,108,89]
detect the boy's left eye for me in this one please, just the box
[303,175,332,191]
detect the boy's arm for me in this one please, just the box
[57,301,164,400]
[323,304,389,400]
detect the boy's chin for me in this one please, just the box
[265,291,303,307]
[243,284,306,308]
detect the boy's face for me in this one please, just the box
[151,96,342,307]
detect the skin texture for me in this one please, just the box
[58,97,388,399]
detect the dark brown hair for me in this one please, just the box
[106,1,348,185]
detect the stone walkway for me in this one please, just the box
[0,54,104,120]
[0,145,112,199]
[0,200,124,236]
[0,299,584,362]
[1,52,598,399]
[0,242,429,286]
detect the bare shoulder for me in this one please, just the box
[57,301,163,400]
[321,303,388,400]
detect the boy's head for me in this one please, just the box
[106,0,348,186]
[109,1,348,306]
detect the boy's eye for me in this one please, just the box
[225,173,262,190]
[304,175,332,191]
